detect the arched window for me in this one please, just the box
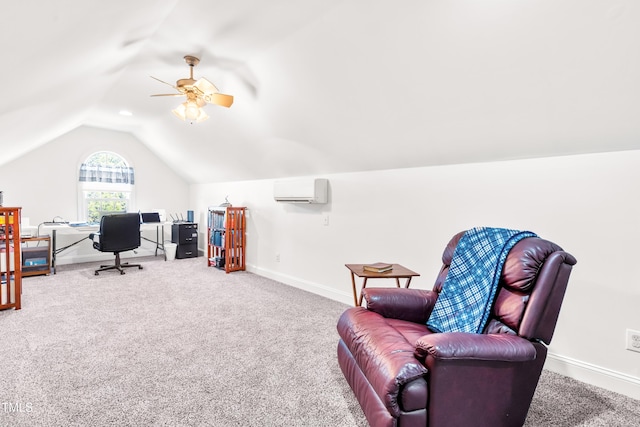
[78,151,135,223]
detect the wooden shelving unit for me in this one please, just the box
[1,207,22,310]
[207,206,246,273]
[21,235,51,277]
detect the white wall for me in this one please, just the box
[0,126,190,263]
[191,150,640,400]
[240,0,640,183]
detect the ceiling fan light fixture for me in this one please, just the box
[172,101,209,123]
[185,100,200,120]
[151,55,232,123]
[193,108,209,123]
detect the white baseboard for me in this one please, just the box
[247,265,354,307]
[545,352,640,401]
[239,266,640,403]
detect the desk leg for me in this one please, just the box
[155,224,166,258]
[52,229,57,275]
[404,277,413,288]
[155,225,159,256]
[51,233,90,274]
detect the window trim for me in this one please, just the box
[77,151,136,223]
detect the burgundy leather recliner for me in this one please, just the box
[337,231,576,427]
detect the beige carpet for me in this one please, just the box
[0,256,638,426]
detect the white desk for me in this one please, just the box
[39,222,171,274]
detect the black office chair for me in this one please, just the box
[89,213,143,275]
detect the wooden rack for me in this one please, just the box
[1,207,22,310]
[207,206,246,273]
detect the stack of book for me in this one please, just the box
[363,262,393,273]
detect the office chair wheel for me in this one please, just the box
[95,272,99,276]
[120,270,125,275]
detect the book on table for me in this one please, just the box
[363,262,393,273]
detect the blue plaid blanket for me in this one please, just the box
[426,227,537,334]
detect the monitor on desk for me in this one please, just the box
[141,212,161,223]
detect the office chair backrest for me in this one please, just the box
[98,213,141,253]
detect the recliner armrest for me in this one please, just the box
[363,288,438,323]
[415,332,537,362]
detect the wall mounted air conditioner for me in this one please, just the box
[273,178,328,204]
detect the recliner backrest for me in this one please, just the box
[433,230,576,344]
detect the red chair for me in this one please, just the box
[337,230,576,427]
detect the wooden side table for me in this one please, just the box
[345,264,420,307]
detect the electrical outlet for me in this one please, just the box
[275,253,280,262]
[323,214,330,226]
[626,329,640,353]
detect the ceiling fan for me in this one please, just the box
[151,55,233,123]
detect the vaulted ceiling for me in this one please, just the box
[1,1,639,183]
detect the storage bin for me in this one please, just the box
[164,242,177,261]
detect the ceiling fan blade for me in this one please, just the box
[206,93,234,108]
[150,93,184,97]
[194,77,219,95]
[150,75,177,89]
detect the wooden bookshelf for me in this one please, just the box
[207,206,246,273]
[1,207,22,310]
